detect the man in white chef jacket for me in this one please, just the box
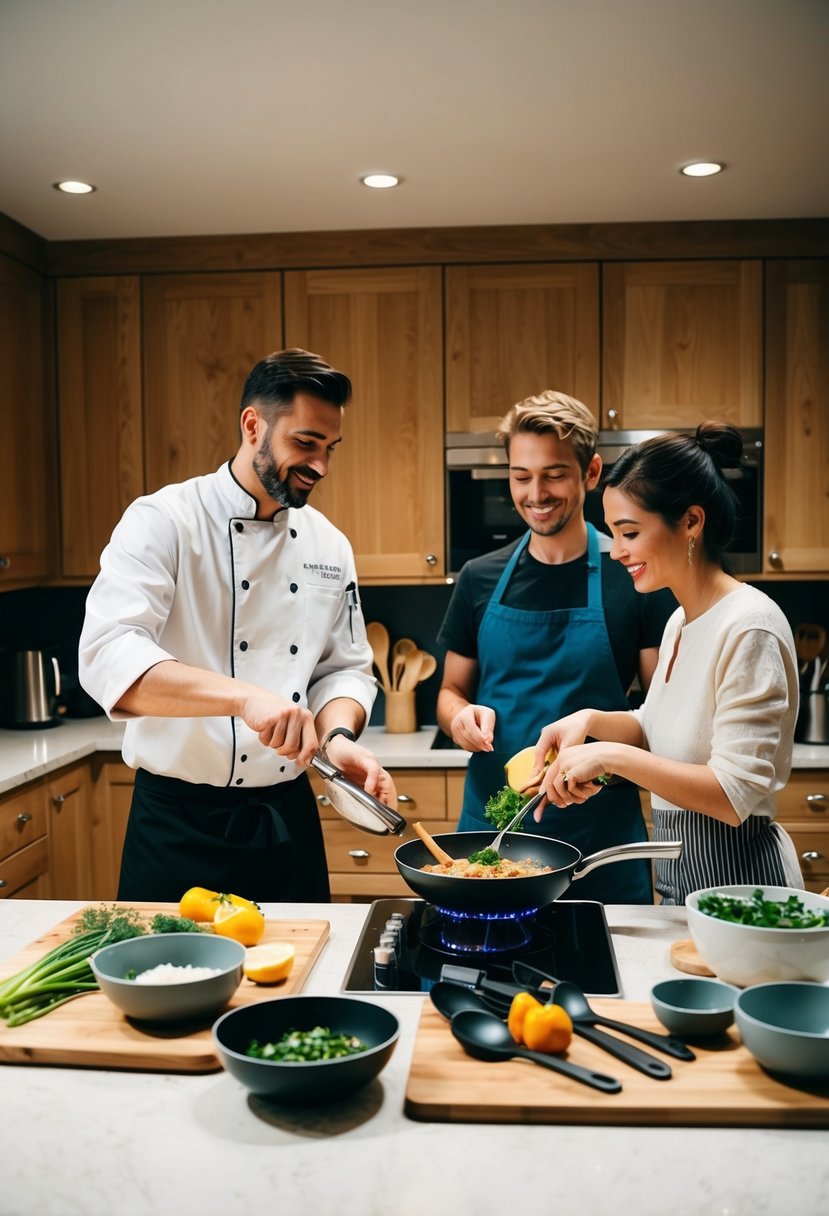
[79,348,395,902]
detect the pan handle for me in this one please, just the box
[572,839,682,880]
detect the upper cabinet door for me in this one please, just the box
[0,256,49,584]
[602,261,763,430]
[764,260,829,575]
[445,263,600,432]
[57,277,143,577]
[142,273,282,491]
[284,267,444,581]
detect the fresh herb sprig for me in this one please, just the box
[697,888,829,929]
[484,786,528,832]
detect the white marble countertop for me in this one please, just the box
[1,717,826,797]
[0,898,827,1216]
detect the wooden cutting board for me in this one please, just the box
[0,904,329,1073]
[670,938,715,976]
[404,1001,829,1127]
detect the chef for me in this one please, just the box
[79,348,395,903]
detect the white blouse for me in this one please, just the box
[633,584,798,822]
[79,461,376,788]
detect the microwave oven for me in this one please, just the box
[445,429,764,577]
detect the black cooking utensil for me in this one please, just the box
[512,961,696,1061]
[450,1009,622,1094]
[430,981,507,1021]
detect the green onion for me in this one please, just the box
[246,1026,368,1062]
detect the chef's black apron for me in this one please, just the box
[117,769,330,903]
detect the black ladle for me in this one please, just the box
[450,1009,622,1094]
[548,986,673,1079]
[430,981,503,1021]
[551,980,696,1062]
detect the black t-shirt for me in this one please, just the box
[437,533,677,696]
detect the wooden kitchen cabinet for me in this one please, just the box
[57,277,143,577]
[311,767,452,900]
[142,272,282,492]
[88,755,134,900]
[602,261,763,430]
[445,263,600,432]
[763,260,829,574]
[46,762,93,899]
[776,770,829,894]
[284,267,444,581]
[0,780,50,899]
[0,255,50,586]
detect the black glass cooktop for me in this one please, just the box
[341,898,622,998]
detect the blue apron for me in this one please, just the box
[458,525,652,904]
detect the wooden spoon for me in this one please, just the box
[366,621,392,692]
[415,653,437,683]
[391,637,417,689]
[398,648,426,692]
[412,821,455,867]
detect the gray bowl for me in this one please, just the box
[734,981,829,1079]
[651,978,738,1038]
[90,933,245,1023]
[212,995,400,1105]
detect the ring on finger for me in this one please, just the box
[561,770,569,782]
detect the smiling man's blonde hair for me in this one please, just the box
[496,390,599,474]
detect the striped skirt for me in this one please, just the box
[651,806,804,906]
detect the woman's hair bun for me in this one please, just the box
[695,420,743,470]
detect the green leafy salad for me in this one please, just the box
[697,888,829,929]
[246,1026,368,1062]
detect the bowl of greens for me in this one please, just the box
[212,995,400,1104]
[91,932,245,1023]
[685,885,829,988]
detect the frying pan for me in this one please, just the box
[394,830,682,913]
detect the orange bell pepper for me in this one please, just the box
[522,1003,573,1054]
[507,991,542,1043]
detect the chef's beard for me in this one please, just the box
[253,439,321,510]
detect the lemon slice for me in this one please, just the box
[243,943,296,984]
[504,746,554,792]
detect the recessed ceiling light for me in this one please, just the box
[53,180,97,194]
[679,162,724,178]
[360,173,400,189]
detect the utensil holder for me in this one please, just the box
[385,690,416,734]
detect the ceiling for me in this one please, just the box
[1,0,828,243]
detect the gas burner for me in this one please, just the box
[341,898,622,998]
[422,905,540,954]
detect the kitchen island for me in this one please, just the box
[1,898,826,1216]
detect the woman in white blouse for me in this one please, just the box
[530,422,803,905]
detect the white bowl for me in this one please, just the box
[685,885,829,988]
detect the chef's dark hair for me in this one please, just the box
[603,421,743,564]
[240,349,352,416]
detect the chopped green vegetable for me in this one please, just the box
[0,904,147,1027]
[468,847,501,866]
[484,786,528,832]
[149,913,204,935]
[125,968,138,981]
[697,888,829,929]
[247,1026,368,1062]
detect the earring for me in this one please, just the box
[688,536,695,566]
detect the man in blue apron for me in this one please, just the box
[436,391,675,903]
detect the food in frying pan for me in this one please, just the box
[421,853,553,879]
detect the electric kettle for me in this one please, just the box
[0,649,63,729]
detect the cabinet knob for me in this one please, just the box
[800,850,823,863]
[348,849,370,860]
[52,786,80,809]
[0,878,6,888]
[0,556,9,569]
[17,812,33,824]
[606,408,620,430]
[805,793,827,811]
[397,794,416,807]
[425,554,438,566]
[316,794,332,806]
[768,551,782,567]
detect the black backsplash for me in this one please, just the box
[0,580,825,728]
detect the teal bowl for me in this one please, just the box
[734,982,829,1078]
[651,978,738,1038]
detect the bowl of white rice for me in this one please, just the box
[90,932,245,1023]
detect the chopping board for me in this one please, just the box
[0,904,329,1073]
[670,938,715,976]
[404,1001,829,1128]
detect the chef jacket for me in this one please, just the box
[79,461,376,788]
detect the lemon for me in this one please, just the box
[213,901,266,946]
[504,746,554,792]
[243,943,296,984]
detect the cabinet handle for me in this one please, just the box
[17,812,33,824]
[768,551,782,567]
[805,793,827,811]
[316,794,332,806]
[0,556,9,569]
[606,408,620,430]
[425,554,438,566]
[348,849,370,860]
[397,794,416,807]
[800,850,823,863]
[0,878,6,888]
[52,787,81,808]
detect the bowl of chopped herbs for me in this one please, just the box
[686,885,829,988]
[90,931,245,1023]
[212,995,400,1104]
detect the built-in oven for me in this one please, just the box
[445,429,764,577]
